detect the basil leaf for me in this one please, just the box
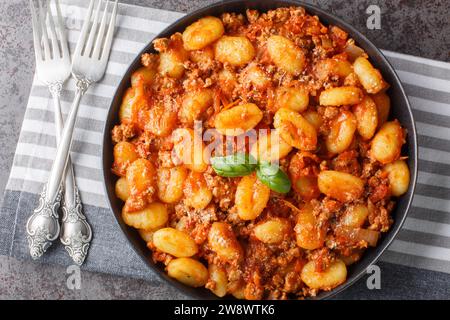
[211,153,257,177]
[256,162,292,193]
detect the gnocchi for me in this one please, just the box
[275,86,309,112]
[341,204,369,228]
[115,177,130,201]
[214,103,263,136]
[179,89,213,125]
[371,120,405,164]
[215,36,255,66]
[245,64,271,89]
[273,108,317,151]
[267,35,306,75]
[250,130,293,163]
[125,158,156,211]
[319,86,363,106]
[295,203,325,250]
[384,160,410,196]
[318,170,365,202]
[172,128,209,172]
[122,202,168,230]
[153,228,198,258]
[301,260,347,290]
[167,258,209,287]
[157,166,188,204]
[353,57,387,94]
[182,16,224,51]
[371,92,391,128]
[353,96,378,140]
[119,87,136,121]
[208,264,228,297]
[208,222,243,262]
[113,141,139,176]
[235,174,270,221]
[254,218,291,244]
[303,110,323,130]
[325,111,357,154]
[158,50,187,79]
[183,171,213,209]
[144,103,177,137]
[131,66,156,88]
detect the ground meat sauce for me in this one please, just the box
[111,7,410,299]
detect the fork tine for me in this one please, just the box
[46,0,61,59]
[100,0,118,62]
[37,0,51,60]
[30,0,43,62]
[53,0,69,58]
[92,0,110,60]
[73,0,95,58]
[83,0,102,57]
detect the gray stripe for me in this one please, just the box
[13,155,103,181]
[31,86,113,111]
[24,108,104,133]
[413,109,450,128]
[397,228,450,250]
[67,19,158,46]
[67,40,147,66]
[418,135,450,154]
[419,160,450,177]
[65,0,183,23]
[6,179,107,208]
[387,56,450,81]
[381,250,450,275]
[404,83,450,104]
[410,206,450,225]
[415,183,450,201]
[18,131,101,157]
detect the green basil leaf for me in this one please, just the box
[256,162,292,193]
[211,153,257,177]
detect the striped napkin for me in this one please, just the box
[1,0,449,296]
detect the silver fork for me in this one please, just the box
[27,0,118,261]
[27,0,89,262]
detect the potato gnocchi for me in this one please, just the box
[111,6,410,299]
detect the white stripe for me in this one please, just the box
[382,49,450,71]
[20,119,102,146]
[60,3,173,35]
[410,96,450,117]
[28,96,108,121]
[15,143,101,170]
[67,30,147,56]
[396,70,450,92]
[403,217,450,238]
[388,239,450,262]
[413,194,450,213]
[416,122,450,141]
[419,147,450,165]
[9,166,105,196]
[418,171,450,189]
[105,61,130,77]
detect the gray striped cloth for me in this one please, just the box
[1,0,449,295]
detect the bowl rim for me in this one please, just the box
[101,0,418,300]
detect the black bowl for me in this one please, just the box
[102,0,417,299]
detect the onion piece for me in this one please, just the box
[336,226,380,247]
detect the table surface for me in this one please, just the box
[1,0,449,299]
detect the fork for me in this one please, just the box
[27,0,118,261]
[27,0,89,262]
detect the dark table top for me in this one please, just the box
[0,0,448,299]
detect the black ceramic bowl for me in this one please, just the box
[102,0,417,299]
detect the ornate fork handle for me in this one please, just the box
[50,82,92,265]
[27,77,91,259]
